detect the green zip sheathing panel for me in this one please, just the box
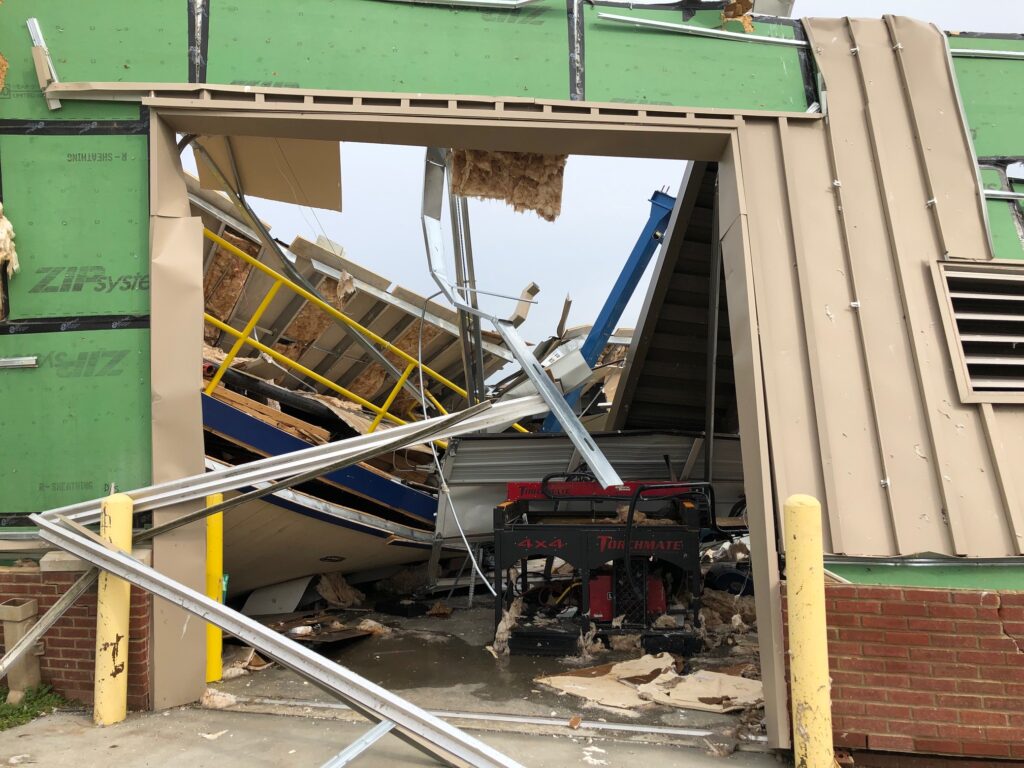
[0,329,151,513]
[0,134,149,320]
[980,168,1024,260]
[949,36,1024,159]
[827,561,1024,591]
[0,0,185,120]
[583,8,807,109]
[206,0,568,99]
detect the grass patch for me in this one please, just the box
[0,685,69,731]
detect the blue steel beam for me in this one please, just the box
[201,394,437,523]
[541,190,675,432]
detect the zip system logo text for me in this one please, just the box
[36,349,130,378]
[29,266,149,294]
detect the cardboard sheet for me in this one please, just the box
[535,653,676,710]
[536,654,762,713]
[195,135,342,212]
[636,669,763,713]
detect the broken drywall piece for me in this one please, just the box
[0,202,19,279]
[537,670,648,710]
[240,576,315,616]
[636,669,763,713]
[450,149,567,222]
[534,653,676,710]
[537,654,761,714]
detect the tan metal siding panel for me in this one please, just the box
[803,19,949,556]
[803,17,1014,556]
[980,406,1024,554]
[777,119,895,555]
[737,120,831,546]
[848,17,1004,556]
[718,137,789,748]
[883,16,992,262]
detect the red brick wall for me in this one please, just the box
[0,566,152,710]
[783,583,1024,760]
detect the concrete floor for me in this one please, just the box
[218,605,752,735]
[2,603,780,766]
[2,709,783,767]
[198,603,771,764]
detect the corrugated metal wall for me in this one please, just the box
[738,17,1022,557]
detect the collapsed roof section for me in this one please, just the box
[189,174,514,416]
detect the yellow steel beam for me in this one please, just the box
[425,390,449,416]
[205,493,224,683]
[204,314,406,427]
[369,363,415,433]
[204,280,283,395]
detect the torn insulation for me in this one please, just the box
[0,202,18,280]
[722,0,755,33]
[450,149,567,222]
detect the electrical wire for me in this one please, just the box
[553,581,579,605]
[419,291,497,597]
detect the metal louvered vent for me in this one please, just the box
[936,263,1024,399]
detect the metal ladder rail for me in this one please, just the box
[31,514,524,768]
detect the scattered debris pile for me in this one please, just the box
[695,589,760,674]
[261,610,373,649]
[221,646,273,680]
[450,149,567,222]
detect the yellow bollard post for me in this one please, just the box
[93,492,133,726]
[784,494,835,768]
[205,493,224,683]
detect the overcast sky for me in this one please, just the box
[183,0,1021,359]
